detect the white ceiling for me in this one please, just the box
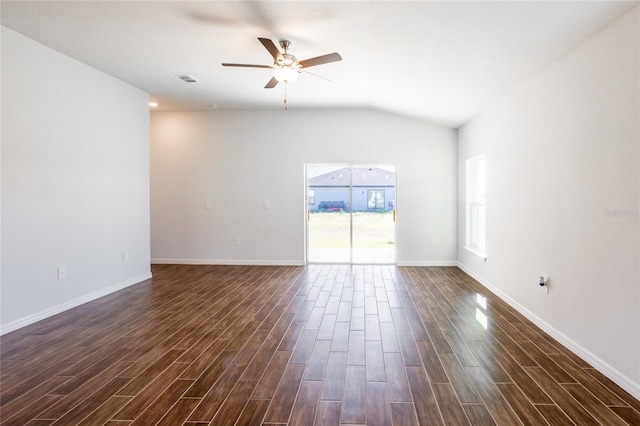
[1,1,637,128]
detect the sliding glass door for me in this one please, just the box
[351,165,396,263]
[306,164,351,263]
[306,164,396,264]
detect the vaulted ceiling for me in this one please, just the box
[2,1,636,128]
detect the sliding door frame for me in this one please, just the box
[305,163,396,265]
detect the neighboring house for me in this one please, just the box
[308,167,396,212]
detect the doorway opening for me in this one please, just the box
[306,164,396,264]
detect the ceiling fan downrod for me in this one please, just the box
[279,39,291,54]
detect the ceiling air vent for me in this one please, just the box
[177,74,198,83]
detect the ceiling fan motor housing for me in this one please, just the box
[279,53,297,67]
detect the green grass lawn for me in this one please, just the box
[308,211,395,249]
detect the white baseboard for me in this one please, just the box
[153,259,456,268]
[457,262,640,401]
[151,258,305,266]
[0,272,152,336]
[396,260,458,267]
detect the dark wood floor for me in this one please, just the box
[1,265,639,425]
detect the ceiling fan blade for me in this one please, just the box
[258,37,283,62]
[264,76,279,89]
[222,63,273,69]
[298,52,342,69]
[300,69,332,82]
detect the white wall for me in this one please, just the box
[150,109,457,265]
[1,27,151,333]
[458,8,639,398]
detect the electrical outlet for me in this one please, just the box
[539,276,549,294]
[429,239,436,246]
[264,200,270,209]
[234,237,240,246]
[123,251,129,262]
[204,200,212,209]
[57,265,66,280]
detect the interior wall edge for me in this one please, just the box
[457,261,640,401]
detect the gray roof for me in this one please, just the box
[308,167,395,187]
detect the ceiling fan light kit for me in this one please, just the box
[273,66,299,83]
[222,37,342,109]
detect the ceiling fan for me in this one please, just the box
[222,37,342,88]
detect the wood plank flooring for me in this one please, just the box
[1,264,639,425]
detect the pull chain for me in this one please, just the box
[284,82,288,111]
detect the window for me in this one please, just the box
[367,190,385,209]
[308,189,315,205]
[466,155,486,255]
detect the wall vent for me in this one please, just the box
[177,74,198,83]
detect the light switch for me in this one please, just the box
[264,200,270,209]
[57,265,66,280]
